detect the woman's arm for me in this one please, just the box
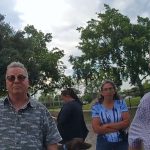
[92,117,118,134]
[105,111,130,130]
[47,144,58,150]
[92,111,130,134]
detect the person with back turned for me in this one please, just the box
[57,88,91,150]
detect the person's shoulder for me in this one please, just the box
[0,97,4,102]
[92,101,101,109]
[0,97,7,106]
[93,101,100,105]
[140,92,150,106]
[0,97,4,106]
[142,92,150,100]
[68,100,82,109]
[29,97,47,110]
[68,100,79,105]
[115,99,125,105]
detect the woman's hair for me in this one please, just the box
[98,80,120,103]
[61,88,82,104]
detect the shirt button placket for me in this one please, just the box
[15,111,21,149]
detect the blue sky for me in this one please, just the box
[0,0,150,89]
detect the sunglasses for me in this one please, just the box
[6,75,27,82]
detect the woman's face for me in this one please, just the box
[101,83,115,98]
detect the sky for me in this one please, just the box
[0,0,150,89]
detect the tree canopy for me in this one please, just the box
[70,4,150,97]
[0,14,72,96]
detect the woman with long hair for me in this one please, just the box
[91,80,130,150]
[57,88,90,149]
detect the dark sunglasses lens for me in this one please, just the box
[7,76,15,82]
[7,75,26,82]
[17,75,26,81]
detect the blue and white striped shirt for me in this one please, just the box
[92,99,128,142]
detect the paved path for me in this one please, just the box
[85,123,96,150]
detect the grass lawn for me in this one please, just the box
[49,97,140,123]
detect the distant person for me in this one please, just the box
[91,80,130,150]
[57,88,90,149]
[0,61,62,149]
[128,92,150,150]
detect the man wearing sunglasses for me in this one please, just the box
[0,61,62,149]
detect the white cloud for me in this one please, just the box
[14,0,96,73]
[15,0,72,30]
[1,0,150,89]
[0,0,22,28]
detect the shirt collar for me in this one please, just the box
[3,94,36,108]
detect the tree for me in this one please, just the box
[0,14,71,96]
[70,4,150,97]
[142,79,150,93]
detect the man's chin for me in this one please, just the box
[12,90,23,95]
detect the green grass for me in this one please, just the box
[49,97,140,123]
[50,107,137,123]
[48,96,141,112]
[83,103,92,110]
[83,96,141,110]
[126,97,140,107]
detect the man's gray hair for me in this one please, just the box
[7,61,28,78]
